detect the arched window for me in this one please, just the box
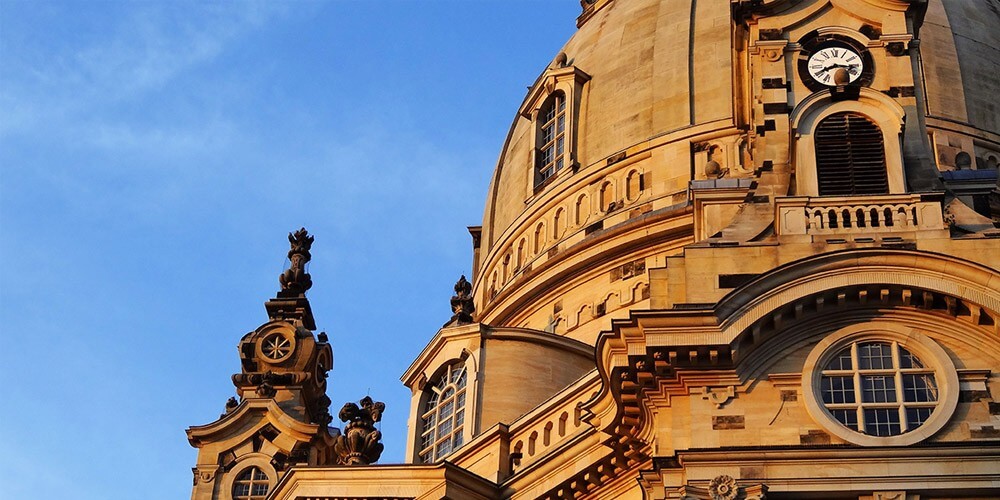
[418,363,468,463]
[815,112,888,196]
[232,467,269,500]
[535,92,567,186]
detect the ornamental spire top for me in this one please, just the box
[279,227,314,297]
[446,275,475,326]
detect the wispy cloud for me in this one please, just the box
[0,1,288,144]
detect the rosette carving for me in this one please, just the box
[709,475,739,500]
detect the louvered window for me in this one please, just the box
[815,112,888,196]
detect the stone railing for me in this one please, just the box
[507,373,600,473]
[776,194,946,237]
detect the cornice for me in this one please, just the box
[485,326,594,358]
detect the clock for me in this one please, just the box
[807,46,864,86]
[797,33,874,92]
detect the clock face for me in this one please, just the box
[807,46,864,86]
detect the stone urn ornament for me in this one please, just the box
[332,396,385,465]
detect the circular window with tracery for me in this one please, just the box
[258,331,294,362]
[820,341,937,436]
[802,324,959,446]
[232,466,269,500]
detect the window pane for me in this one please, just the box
[830,409,858,430]
[861,375,897,403]
[821,375,855,404]
[437,438,453,458]
[858,342,893,370]
[542,126,553,143]
[903,374,938,402]
[906,407,933,428]
[898,347,924,369]
[438,418,452,437]
[864,408,901,436]
[825,347,853,370]
[456,391,466,410]
[544,103,556,122]
[440,400,454,418]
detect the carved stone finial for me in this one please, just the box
[279,228,314,296]
[220,397,239,417]
[446,275,475,326]
[332,396,386,465]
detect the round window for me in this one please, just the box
[802,325,958,446]
[257,331,294,363]
[819,341,937,436]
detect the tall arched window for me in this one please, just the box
[418,363,468,463]
[815,112,888,196]
[232,467,269,500]
[535,92,567,186]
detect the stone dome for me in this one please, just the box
[472,0,1000,346]
[474,0,736,344]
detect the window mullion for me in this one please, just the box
[851,343,865,432]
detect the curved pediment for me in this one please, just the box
[186,398,322,449]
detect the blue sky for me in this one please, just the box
[0,1,578,498]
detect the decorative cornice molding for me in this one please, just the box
[584,248,1000,462]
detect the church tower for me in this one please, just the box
[186,229,337,499]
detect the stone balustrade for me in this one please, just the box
[776,194,946,237]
